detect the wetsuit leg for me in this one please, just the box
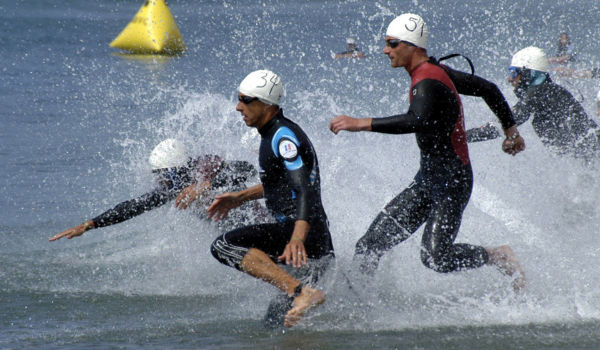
[354,176,433,276]
[211,220,333,270]
[211,222,293,270]
[420,172,489,272]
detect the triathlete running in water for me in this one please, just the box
[207,70,334,328]
[330,13,526,291]
[50,139,263,241]
[467,47,600,164]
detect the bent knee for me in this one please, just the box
[210,235,247,269]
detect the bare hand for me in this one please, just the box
[278,238,307,268]
[502,136,526,156]
[329,115,370,135]
[502,126,526,156]
[207,192,243,221]
[175,181,209,210]
[49,222,90,241]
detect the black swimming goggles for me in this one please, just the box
[238,95,259,105]
[385,39,416,49]
[508,67,522,79]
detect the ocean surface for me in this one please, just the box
[2,0,600,349]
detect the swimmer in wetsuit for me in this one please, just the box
[50,139,262,241]
[207,70,334,328]
[468,47,600,164]
[329,13,526,291]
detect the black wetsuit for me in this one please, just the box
[211,110,334,270]
[355,59,509,275]
[92,156,257,229]
[511,78,600,162]
[467,75,600,163]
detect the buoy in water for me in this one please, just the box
[109,0,186,54]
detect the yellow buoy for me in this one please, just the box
[109,0,186,54]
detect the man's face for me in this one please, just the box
[508,67,522,88]
[509,73,521,88]
[383,35,414,68]
[559,34,569,47]
[236,93,269,128]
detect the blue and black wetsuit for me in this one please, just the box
[355,59,493,275]
[211,110,334,270]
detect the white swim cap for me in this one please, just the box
[596,90,600,102]
[148,139,190,170]
[346,37,356,45]
[239,70,283,105]
[510,46,548,73]
[386,13,428,49]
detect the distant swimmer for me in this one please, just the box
[467,47,600,164]
[208,70,334,328]
[553,66,600,79]
[329,13,525,292]
[548,32,577,65]
[50,139,264,241]
[333,37,366,59]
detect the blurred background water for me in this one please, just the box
[2,0,600,349]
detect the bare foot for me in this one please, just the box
[486,245,526,292]
[284,286,326,328]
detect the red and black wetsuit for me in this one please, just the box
[354,59,491,275]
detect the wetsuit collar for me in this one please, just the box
[258,108,284,137]
[408,59,430,77]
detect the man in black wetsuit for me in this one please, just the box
[207,70,334,328]
[329,13,526,291]
[50,139,261,241]
[467,46,600,164]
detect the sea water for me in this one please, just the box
[2,0,600,349]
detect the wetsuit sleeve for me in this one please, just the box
[273,129,317,222]
[210,161,257,190]
[91,189,174,228]
[371,79,452,134]
[444,66,516,130]
[466,122,501,142]
[511,96,534,126]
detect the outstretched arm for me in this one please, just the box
[329,115,372,134]
[207,184,264,221]
[49,220,95,241]
[445,66,516,130]
[49,189,171,241]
